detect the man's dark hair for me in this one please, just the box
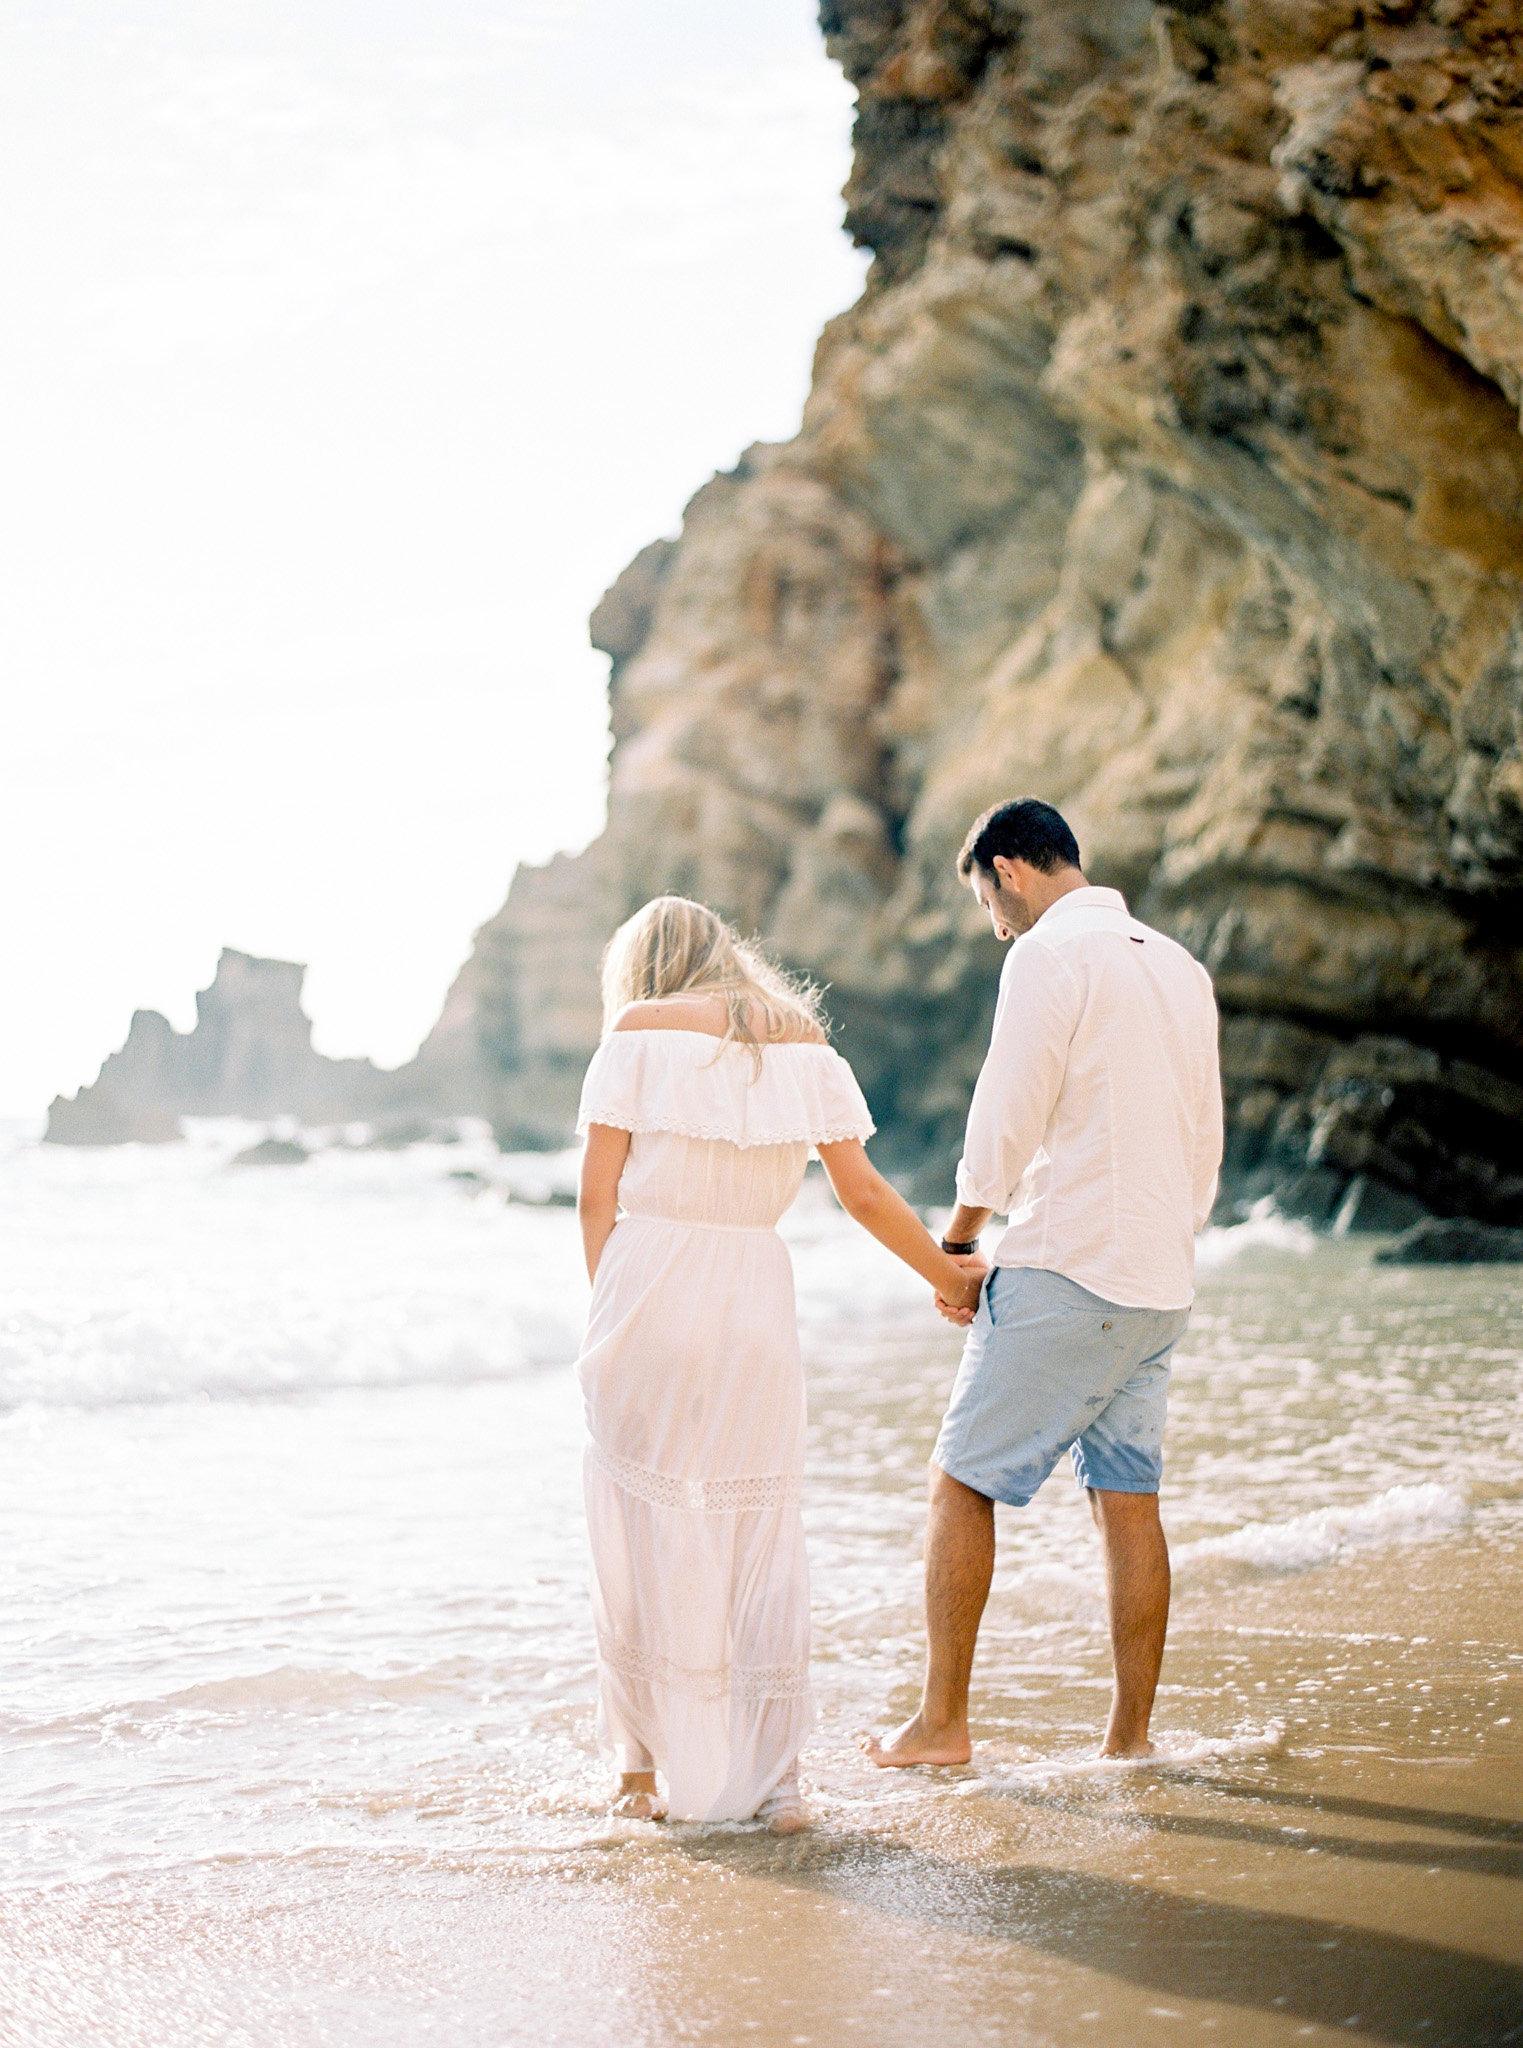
[956,798,1081,881]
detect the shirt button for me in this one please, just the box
[1102,1320,1112,1330]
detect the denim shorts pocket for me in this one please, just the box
[1057,1302,1124,1334]
[982,1268,1014,1328]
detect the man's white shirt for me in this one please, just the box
[955,886,1223,1311]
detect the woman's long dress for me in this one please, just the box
[575,1029,874,1822]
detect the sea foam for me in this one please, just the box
[1195,1198,1318,1272]
[967,1721,1286,1791]
[1177,1481,1470,1573]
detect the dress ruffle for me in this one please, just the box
[576,1030,874,1149]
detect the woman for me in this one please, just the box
[575,896,984,1831]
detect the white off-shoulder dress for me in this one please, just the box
[574,1029,875,1822]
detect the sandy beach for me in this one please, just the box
[1,1131,1519,2046]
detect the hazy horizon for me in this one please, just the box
[0,0,866,1116]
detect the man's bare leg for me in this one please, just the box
[862,1463,993,1766]
[1088,1487,1170,1756]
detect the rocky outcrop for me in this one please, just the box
[439,0,1522,1219]
[1376,1215,1523,1262]
[45,951,392,1143]
[231,1136,311,1167]
[405,850,622,1148]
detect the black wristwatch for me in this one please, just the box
[940,1238,980,1256]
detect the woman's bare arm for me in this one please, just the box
[611,994,826,1044]
[579,1123,632,1282]
[815,1140,986,1311]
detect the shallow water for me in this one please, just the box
[2,1126,1520,2046]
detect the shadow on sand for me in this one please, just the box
[677,1809,1523,2048]
[979,1782,1523,1882]
[1187,1778,1523,1845]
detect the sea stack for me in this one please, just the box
[45,950,391,1142]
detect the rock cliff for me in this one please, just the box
[439,0,1523,1221]
[46,950,393,1142]
[54,3,1523,1223]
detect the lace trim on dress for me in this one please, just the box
[590,1441,800,1513]
[588,1113,873,1146]
[597,1631,813,1705]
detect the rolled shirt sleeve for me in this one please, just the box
[955,940,1081,1214]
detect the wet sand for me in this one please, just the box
[2,1145,1519,2046]
[7,1550,1519,2048]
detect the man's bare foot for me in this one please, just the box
[1099,1739,1157,1761]
[859,1712,972,1768]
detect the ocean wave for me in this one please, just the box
[3,1663,482,1742]
[1176,1481,1470,1573]
[1195,1199,1318,1272]
[0,1303,581,1414]
[0,1135,587,1411]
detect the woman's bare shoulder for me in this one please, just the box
[611,995,730,1037]
[610,996,828,1045]
[769,1016,829,1046]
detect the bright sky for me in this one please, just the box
[0,0,865,1115]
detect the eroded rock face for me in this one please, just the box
[45,951,392,1142]
[368,1,1523,1217]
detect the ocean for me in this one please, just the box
[2,1121,1519,2046]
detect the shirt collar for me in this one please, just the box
[1036,884,1128,925]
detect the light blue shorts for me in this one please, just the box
[933,1266,1190,1507]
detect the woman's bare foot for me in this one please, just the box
[610,1789,667,1819]
[610,1770,667,1820]
[756,1768,809,1834]
[1099,1739,1157,1761]
[859,1712,971,1768]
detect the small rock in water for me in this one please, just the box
[364,1116,446,1150]
[1375,1217,1523,1265]
[231,1137,309,1168]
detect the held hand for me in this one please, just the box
[934,1254,987,1325]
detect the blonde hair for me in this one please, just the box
[600,896,826,1054]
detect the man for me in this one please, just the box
[865,796,1223,1766]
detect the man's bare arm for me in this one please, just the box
[941,1202,992,1249]
[934,1203,993,1325]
